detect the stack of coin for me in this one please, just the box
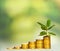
[7,48,13,50]
[35,39,43,49]
[28,41,35,49]
[13,46,20,49]
[43,35,51,49]
[21,43,28,49]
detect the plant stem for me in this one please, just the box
[46,30,48,35]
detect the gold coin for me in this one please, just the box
[28,41,35,49]
[36,39,43,49]
[21,44,28,49]
[7,48,13,50]
[13,46,20,49]
[43,36,51,49]
[36,39,43,43]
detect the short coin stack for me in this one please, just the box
[21,43,28,49]
[35,39,43,49]
[28,41,35,49]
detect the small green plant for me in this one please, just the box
[37,20,56,36]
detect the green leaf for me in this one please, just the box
[37,22,45,26]
[46,20,51,27]
[40,31,47,36]
[48,25,55,30]
[48,32,56,36]
[41,25,47,30]
[37,22,47,30]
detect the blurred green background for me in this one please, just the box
[0,0,60,44]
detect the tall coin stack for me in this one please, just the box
[43,35,51,49]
